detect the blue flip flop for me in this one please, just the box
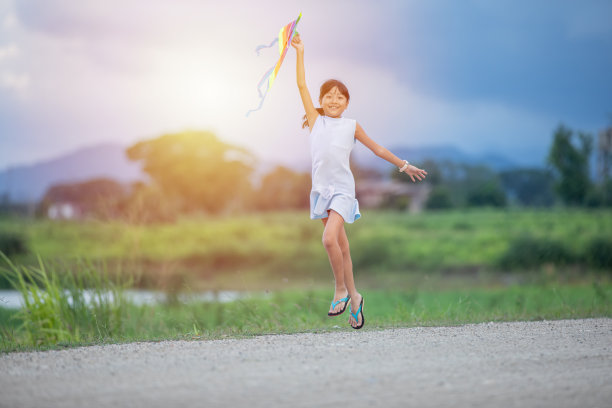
[328,295,350,316]
[349,297,364,329]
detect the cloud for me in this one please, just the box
[2,12,17,30]
[0,71,29,93]
[0,0,609,170]
[0,43,18,59]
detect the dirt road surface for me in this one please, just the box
[1,318,611,408]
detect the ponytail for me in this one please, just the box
[302,108,325,129]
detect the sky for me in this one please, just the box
[1,0,611,171]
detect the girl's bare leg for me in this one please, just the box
[321,211,347,313]
[337,222,362,328]
[321,210,362,327]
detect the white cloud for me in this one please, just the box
[0,0,606,170]
[0,43,18,59]
[0,71,29,93]
[2,12,17,30]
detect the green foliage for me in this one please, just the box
[584,180,612,208]
[499,168,556,207]
[2,282,610,352]
[1,209,610,286]
[117,182,180,224]
[0,232,28,257]
[0,252,130,347]
[38,178,128,220]
[584,236,612,271]
[497,235,574,269]
[397,160,507,208]
[466,181,507,207]
[0,233,28,288]
[126,131,255,214]
[547,124,593,205]
[426,185,454,209]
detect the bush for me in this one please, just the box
[584,236,612,271]
[426,186,454,209]
[0,232,28,257]
[466,182,507,207]
[351,233,394,269]
[498,235,574,269]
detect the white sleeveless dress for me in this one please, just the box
[309,115,361,223]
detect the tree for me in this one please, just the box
[126,131,255,214]
[253,166,310,210]
[426,185,454,209]
[499,168,555,207]
[466,181,507,207]
[547,124,593,205]
[39,177,128,219]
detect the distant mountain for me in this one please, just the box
[0,143,147,203]
[352,144,521,174]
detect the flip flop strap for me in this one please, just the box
[330,296,350,308]
[350,302,362,321]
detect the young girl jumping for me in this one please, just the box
[291,34,428,329]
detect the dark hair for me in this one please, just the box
[302,79,350,128]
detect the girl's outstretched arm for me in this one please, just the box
[355,122,428,182]
[291,34,319,129]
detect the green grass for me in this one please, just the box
[0,208,610,352]
[1,208,611,289]
[2,273,610,353]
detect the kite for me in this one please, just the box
[246,13,302,117]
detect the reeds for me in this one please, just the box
[0,252,130,346]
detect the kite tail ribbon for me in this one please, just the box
[255,38,278,56]
[246,13,301,117]
[245,65,275,117]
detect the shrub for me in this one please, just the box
[584,236,612,271]
[426,186,454,209]
[466,182,507,208]
[0,232,28,257]
[498,235,574,270]
[351,233,394,268]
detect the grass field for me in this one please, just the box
[1,208,610,290]
[2,282,610,353]
[1,208,610,352]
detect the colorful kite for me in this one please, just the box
[246,13,302,117]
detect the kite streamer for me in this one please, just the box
[246,13,302,117]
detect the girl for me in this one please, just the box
[291,33,427,329]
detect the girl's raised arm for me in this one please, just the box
[355,122,428,182]
[291,34,319,129]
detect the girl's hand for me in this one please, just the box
[402,165,428,182]
[291,33,304,52]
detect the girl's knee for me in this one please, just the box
[322,233,337,250]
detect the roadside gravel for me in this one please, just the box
[1,318,611,408]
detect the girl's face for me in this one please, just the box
[320,86,349,118]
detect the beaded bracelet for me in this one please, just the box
[399,160,410,172]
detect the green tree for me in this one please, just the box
[426,185,454,209]
[126,131,255,214]
[499,168,555,207]
[547,124,593,205]
[466,181,507,207]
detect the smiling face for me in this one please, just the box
[319,86,349,118]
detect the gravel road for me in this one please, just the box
[1,318,611,408]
